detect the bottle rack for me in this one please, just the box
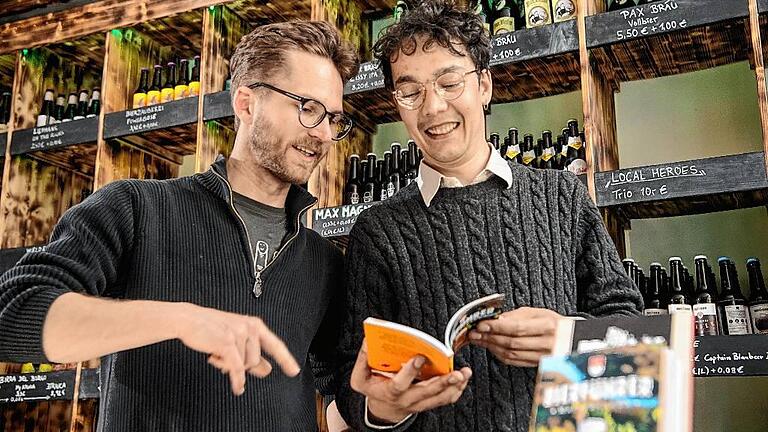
[1,0,768,431]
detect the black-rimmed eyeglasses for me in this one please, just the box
[247,82,354,141]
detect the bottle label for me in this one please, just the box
[693,303,719,336]
[553,0,576,22]
[161,88,175,103]
[363,192,373,203]
[723,305,751,335]
[749,304,768,335]
[349,192,359,205]
[380,189,388,201]
[493,17,515,35]
[541,147,555,162]
[387,182,396,198]
[174,84,189,100]
[525,0,552,28]
[189,81,201,97]
[643,308,667,316]
[668,304,692,314]
[567,136,583,150]
[36,115,49,127]
[522,150,536,165]
[506,144,521,160]
[147,90,161,106]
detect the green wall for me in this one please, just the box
[372,61,768,286]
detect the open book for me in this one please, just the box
[529,312,694,432]
[363,293,505,380]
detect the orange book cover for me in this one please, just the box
[363,293,505,380]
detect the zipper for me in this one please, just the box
[211,169,315,298]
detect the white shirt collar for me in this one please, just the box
[415,143,513,207]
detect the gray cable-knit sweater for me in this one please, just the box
[336,163,643,432]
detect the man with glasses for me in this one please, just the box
[335,1,642,431]
[0,21,358,431]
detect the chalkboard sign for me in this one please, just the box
[311,202,377,237]
[490,20,578,67]
[344,61,385,95]
[103,97,199,139]
[594,152,768,207]
[0,132,6,156]
[203,91,233,121]
[586,0,749,49]
[760,0,768,14]
[693,335,768,377]
[0,369,100,404]
[10,117,98,155]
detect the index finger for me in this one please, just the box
[477,316,556,337]
[256,322,301,377]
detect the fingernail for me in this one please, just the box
[448,374,460,385]
[477,324,489,332]
[414,356,426,369]
[469,332,481,340]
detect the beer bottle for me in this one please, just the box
[524,0,552,28]
[382,151,394,201]
[552,0,577,22]
[189,56,201,97]
[389,143,403,197]
[148,65,163,106]
[540,130,556,169]
[161,62,177,103]
[521,134,536,167]
[622,257,635,275]
[133,67,150,108]
[0,90,10,132]
[399,149,410,188]
[490,132,500,152]
[406,140,419,183]
[73,89,89,120]
[175,59,190,100]
[87,88,101,118]
[494,6,516,34]
[644,263,667,316]
[564,119,587,174]
[362,153,377,203]
[376,159,388,202]
[637,267,647,300]
[506,128,522,163]
[747,258,768,334]
[693,256,719,336]
[37,89,55,127]
[667,257,692,313]
[393,0,408,22]
[608,0,636,11]
[54,94,66,123]
[343,154,361,205]
[717,257,751,335]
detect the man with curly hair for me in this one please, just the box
[335,1,643,430]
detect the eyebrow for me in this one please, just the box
[394,65,467,86]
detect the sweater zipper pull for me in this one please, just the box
[253,272,263,298]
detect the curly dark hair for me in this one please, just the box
[373,0,491,91]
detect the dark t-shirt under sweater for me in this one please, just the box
[233,191,288,272]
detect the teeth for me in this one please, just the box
[294,145,316,157]
[426,123,458,136]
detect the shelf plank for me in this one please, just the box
[10,118,98,155]
[589,0,750,83]
[202,91,233,121]
[595,152,768,218]
[104,97,199,140]
[0,369,99,404]
[693,335,768,378]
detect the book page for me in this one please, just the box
[444,293,506,352]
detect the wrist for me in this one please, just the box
[367,398,410,425]
[166,301,195,340]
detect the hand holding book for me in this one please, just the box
[468,307,564,368]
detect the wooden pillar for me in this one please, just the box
[747,0,768,178]
[577,0,626,256]
[195,5,248,173]
[309,0,374,209]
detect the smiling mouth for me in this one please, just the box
[424,122,459,138]
[293,144,318,158]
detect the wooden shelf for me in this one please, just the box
[588,0,750,83]
[9,119,99,176]
[0,368,99,404]
[594,151,768,219]
[693,335,768,378]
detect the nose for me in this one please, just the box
[307,115,335,143]
[420,83,448,117]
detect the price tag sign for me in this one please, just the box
[10,117,98,155]
[490,20,578,67]
[104,97,198,139]
[344,61,385,95]
[587,0,748,48]
[203,91,233,121]
[311,203,377,238]
[693,335,768,377]
[0,371,75,403]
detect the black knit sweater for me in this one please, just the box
[0,157,345,432]
[337,163,643,432]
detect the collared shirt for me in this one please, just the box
[415,143,514,207]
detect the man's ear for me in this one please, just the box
[479,68,493,107]
[233,86,254,128]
